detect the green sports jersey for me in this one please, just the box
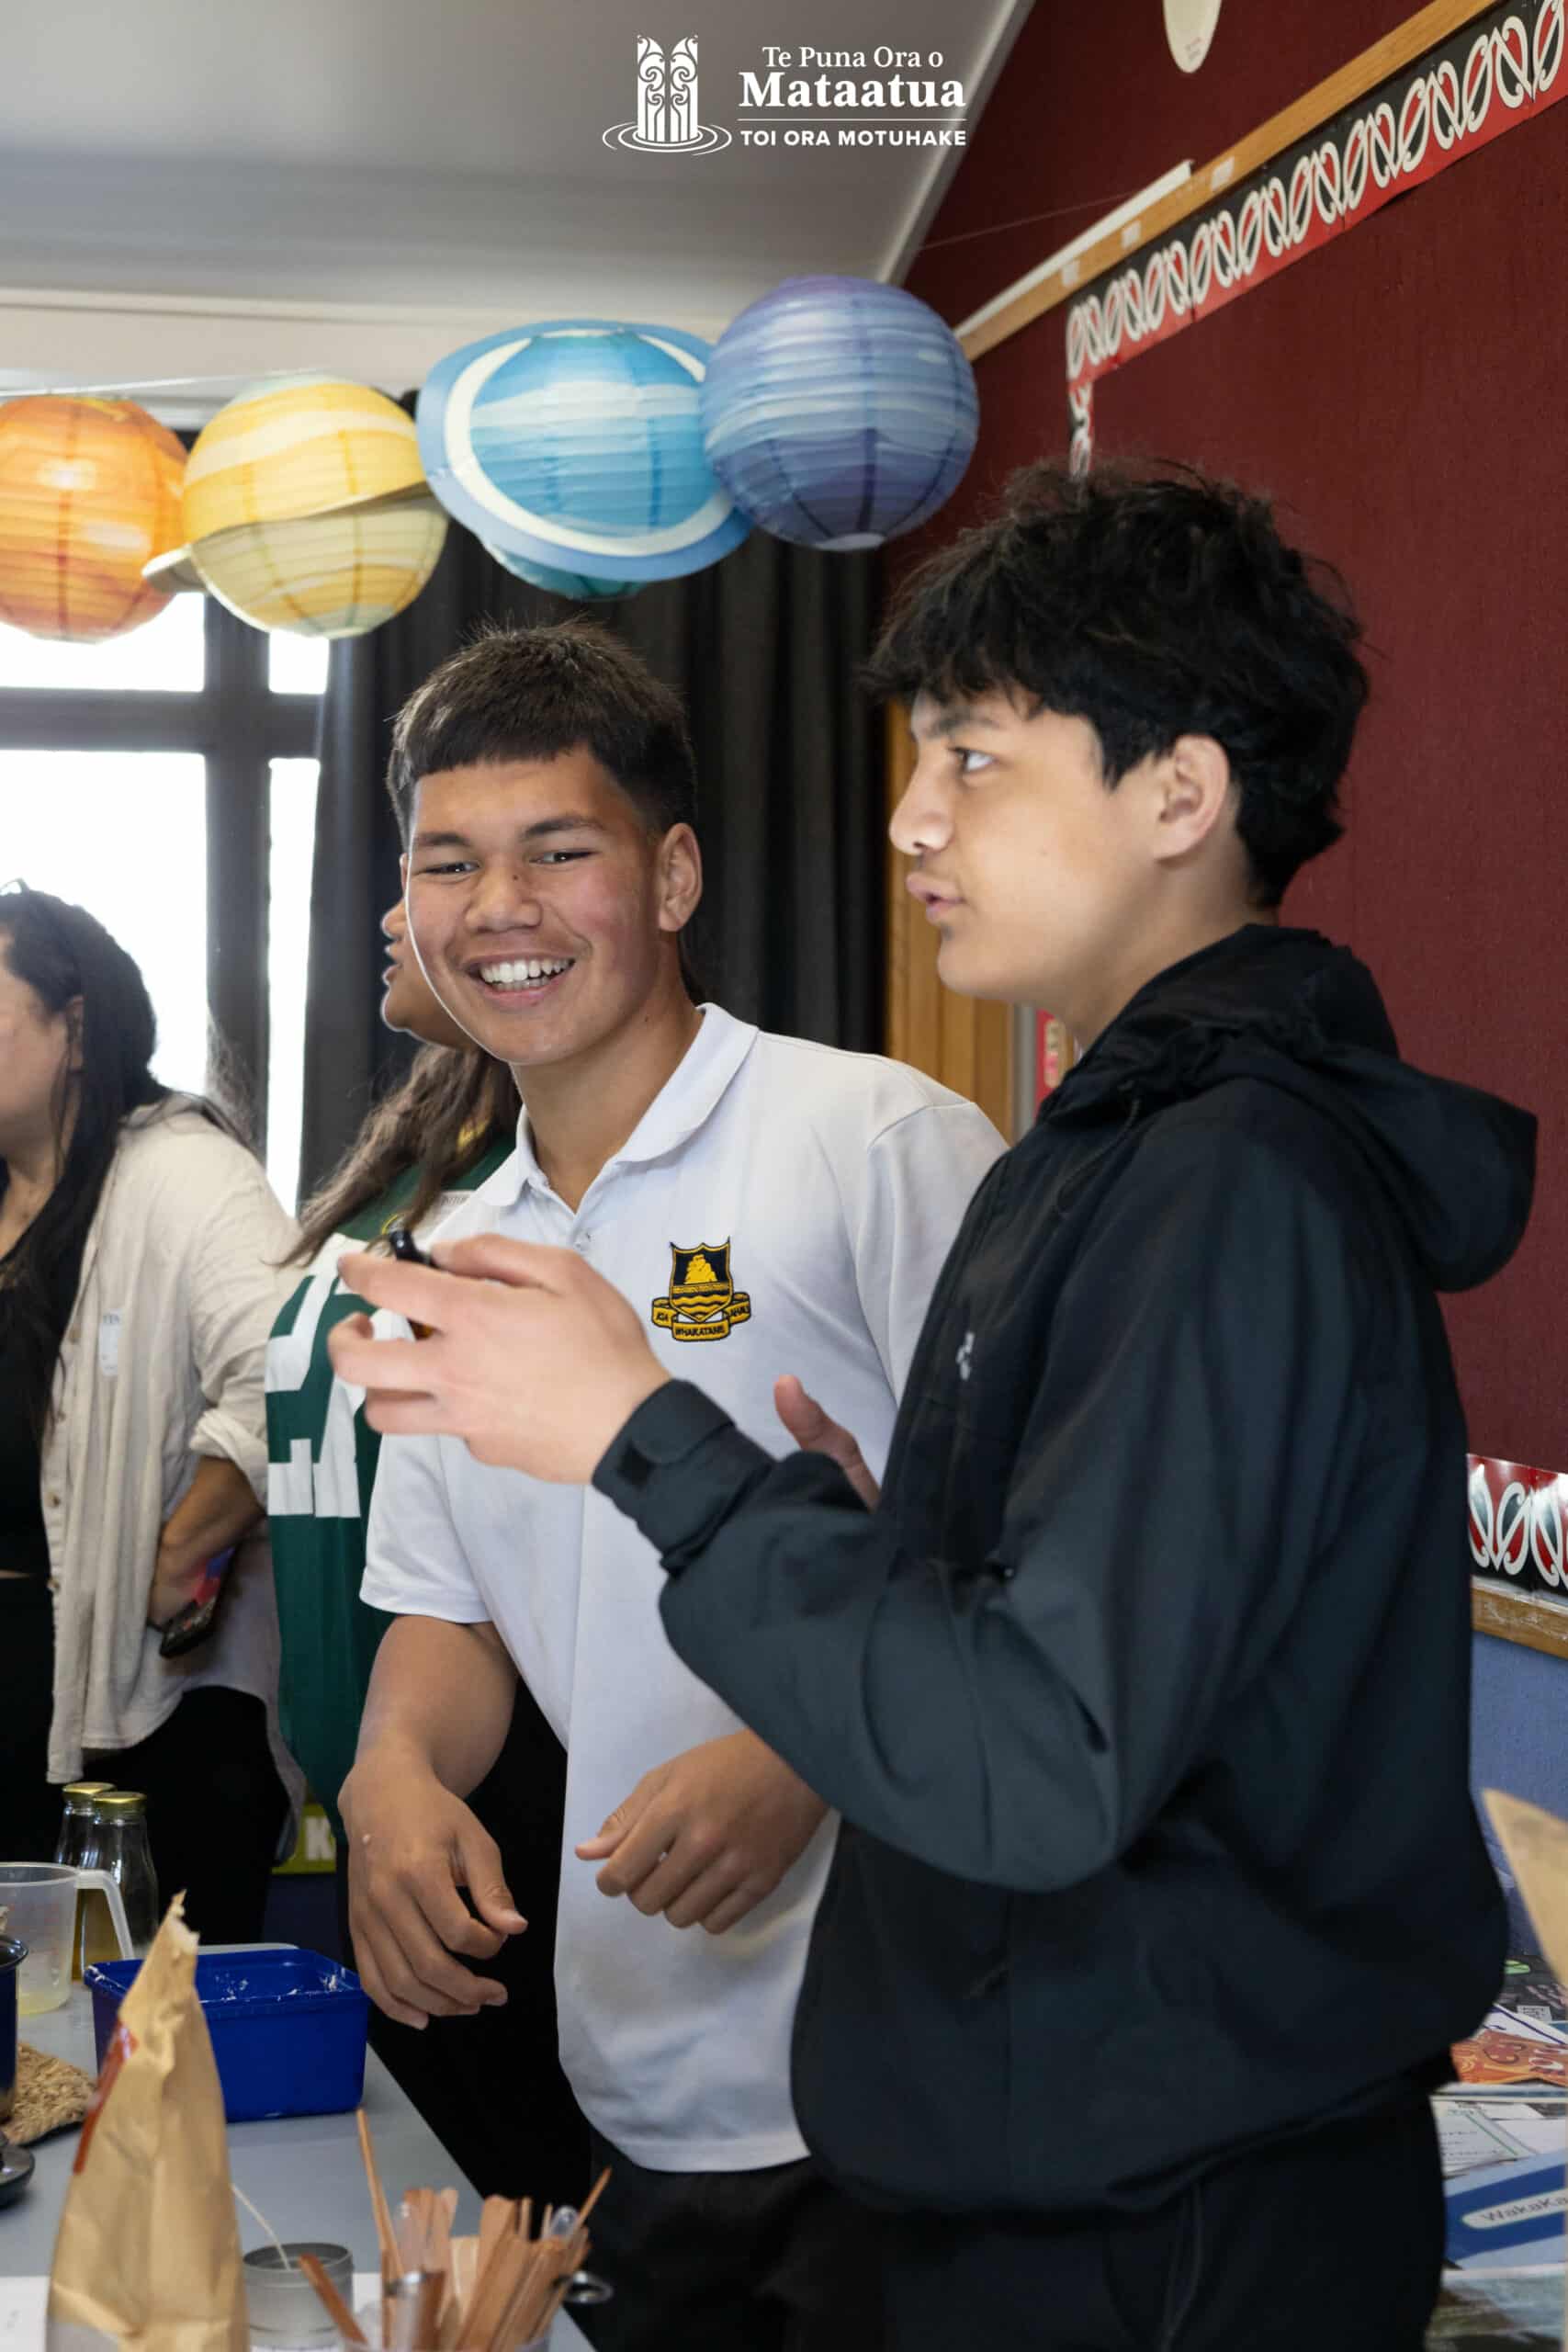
[264,1141,511,1842]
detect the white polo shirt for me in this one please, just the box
[361,1005,1003,2171]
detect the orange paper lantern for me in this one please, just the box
[0,396,186,640]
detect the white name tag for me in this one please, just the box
[97,1310,122,1379]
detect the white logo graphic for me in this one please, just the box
[605,36,732,153]
[956,1330,975,1383]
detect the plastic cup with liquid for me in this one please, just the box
[0,1863,132,2016]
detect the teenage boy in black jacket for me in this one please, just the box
[334,465,1537,2350]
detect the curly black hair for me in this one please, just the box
[866,462,1369,907]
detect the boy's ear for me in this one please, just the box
[657,822,704,933]
[1153,735,1235,860]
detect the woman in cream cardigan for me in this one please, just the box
[0,884,300,1939]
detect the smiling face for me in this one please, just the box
[891,689,1244,1045]
[403,749,701,1072]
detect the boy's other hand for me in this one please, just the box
[340,1755,527,2029]
[579,1731,829,1936]
[774,1374,880,1509]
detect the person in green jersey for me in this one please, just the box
[266,895,515,1832]
[265,895,587,2197]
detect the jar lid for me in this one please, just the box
[62,1781,115,1800]
[94,1791,147,1814]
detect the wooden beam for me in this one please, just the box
[961,0,1499,361]
[1472,1578,1568,1663]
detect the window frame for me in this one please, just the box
[0,596,320,1152]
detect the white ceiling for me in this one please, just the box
[0,0,1030,417]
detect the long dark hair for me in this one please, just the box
[289,1043,516,1264]
[0,888,240,1439]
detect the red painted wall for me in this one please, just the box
[898,0,1568,1464]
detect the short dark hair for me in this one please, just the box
[865,461,1369,907]
[388,619,697,843]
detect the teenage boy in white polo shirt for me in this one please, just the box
[340,623,1001,2351]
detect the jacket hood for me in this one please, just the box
[1047,925,1536,1293]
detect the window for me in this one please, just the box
[0,597,205,694]
[0,596,323,1209]
[267,759,321,1210]
[0,751,209,1092]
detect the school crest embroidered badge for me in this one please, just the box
[650,1241,751,1343]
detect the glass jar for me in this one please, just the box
[54,1783,115,1871]
[77,1791,160,1965]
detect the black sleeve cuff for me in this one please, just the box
[592,1380,772,1573]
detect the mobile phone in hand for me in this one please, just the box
[158,1544,237,1659]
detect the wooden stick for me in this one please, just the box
[395,2192,424,2275]
[493,2240,562,2350]
[461,2233,531,2348]
[356,2106,399,2274]
[298,2252,368,2346]
[476,2194,514,2275]
[437,2237,477,2352]
[425,2188,454,2292]
[577,2166,612,2230]
[412,2268,446,2346]
[448,2235,479,2312]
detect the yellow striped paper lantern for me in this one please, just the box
[0,396,186,640]
[182,374,425,537]
[187,489,448,639]
[178,375,445,638]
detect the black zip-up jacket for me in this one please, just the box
[594,926,1537,2214]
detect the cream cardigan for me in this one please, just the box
[39,1099,305,1796]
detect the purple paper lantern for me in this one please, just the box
[699,277,978,551]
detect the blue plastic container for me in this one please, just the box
[85,1947,368,2123]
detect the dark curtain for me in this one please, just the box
[299,524,882,1203]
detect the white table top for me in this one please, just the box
[2,1975,586,2347]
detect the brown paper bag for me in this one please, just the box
[46,1896,245,2351]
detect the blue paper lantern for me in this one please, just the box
[700,277,979,551]
[483,542,641,603]
[418,322,749,585]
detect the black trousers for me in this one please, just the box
[0,1573,288,1941]
[881,2101,1444,2352]
[85,1684,289,1946]
[572,2129,884,2352]
[0,1576,65,1860]
[337,1689,591,2205]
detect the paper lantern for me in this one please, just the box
[181,374,426,541]
[418,322,748,585]
[700,277,978,550]
[483,542,641,603]
[0,396,186,639]
[186,488,447,639]
[161,375,446,638]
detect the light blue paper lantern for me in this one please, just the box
[483,542,641,603]
[418,322,749,585]
[700,277,979,551]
